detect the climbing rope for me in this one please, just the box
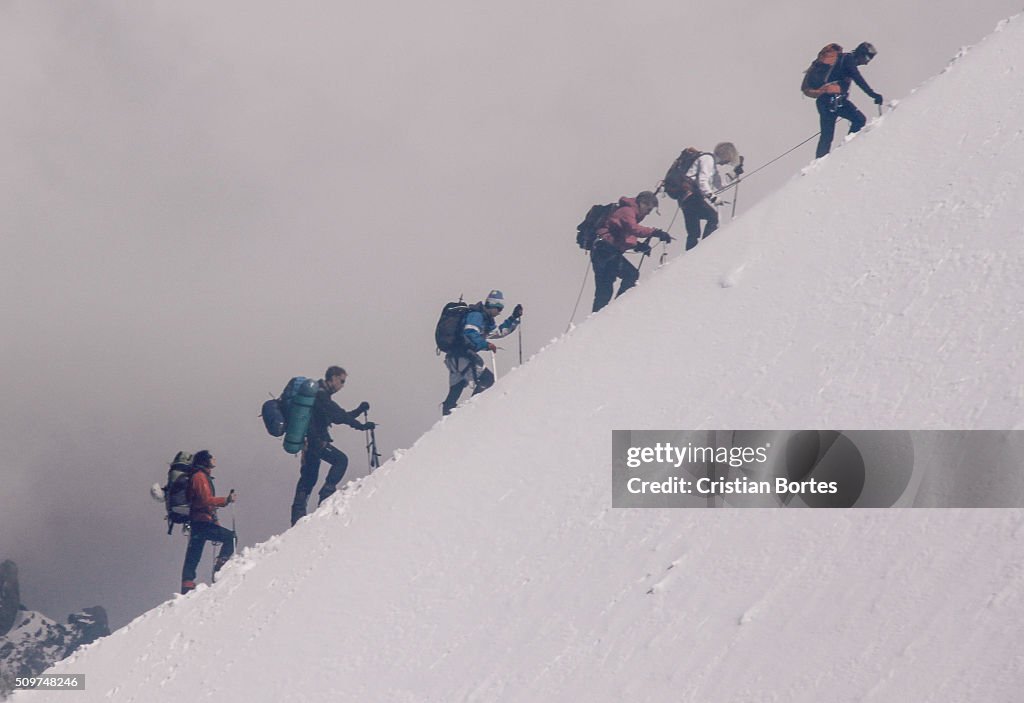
[566,132,822,330]
[565,257,592,332]
[713,132,821,197]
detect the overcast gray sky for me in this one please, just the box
[1,0,1020,628]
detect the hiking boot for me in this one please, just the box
[442,380,467,415]
[180,580,196,595]
[214,557,229,574]
[318,485,338,505]
[291,490,309,526]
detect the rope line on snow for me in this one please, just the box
[714,132,821,196]
[565,257,592,332]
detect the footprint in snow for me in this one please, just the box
[720,265,745,288]
[646,558,684,594]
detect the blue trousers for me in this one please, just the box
[181,521,235,583]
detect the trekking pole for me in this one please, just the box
[636,237,656,274]
[210,541,219,582]
[566,257,591,332]
[517,324,523,365]
[358,413,378,472]
[369,427,381,471]
[731,180,740,218]
[657,204,680,266]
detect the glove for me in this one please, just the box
[633,242,652,255]
[486,342,497,352]
[512,303,523,319]
[653,229,672,243]
[226,490,236,505]
[706,194,719,206]
[872,93,884,105]
[354,401,370,415]
[359,421,376,431]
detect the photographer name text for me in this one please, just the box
[624,441,837,496]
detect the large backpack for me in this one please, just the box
[162,451,194,535]
[435,301,484,353]
[801,43,842,97]
[260,376,311,438]
[261,398,286,437]
[662,148,707,202]
[282,377,318,454]
[279,376,311,418]
[575,202,618,251]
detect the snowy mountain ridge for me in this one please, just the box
[23,13,1024,702]
[0,561,108,699]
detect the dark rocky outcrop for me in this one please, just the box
[0,561,19,637]
[0,560,108,699]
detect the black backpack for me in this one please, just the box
[575,203,618,251]
[163,453,194,534]
[435,301,482,353]
[663,148,707,202]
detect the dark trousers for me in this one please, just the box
[816,96,866,158]
[291,442,348,525]
[682,197,719,250]
[181,521,235,583]
[591,241,639,313]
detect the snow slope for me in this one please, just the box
[24,15,1024,703]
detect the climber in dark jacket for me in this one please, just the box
[290,366,373,525]
[808,42,884,158]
